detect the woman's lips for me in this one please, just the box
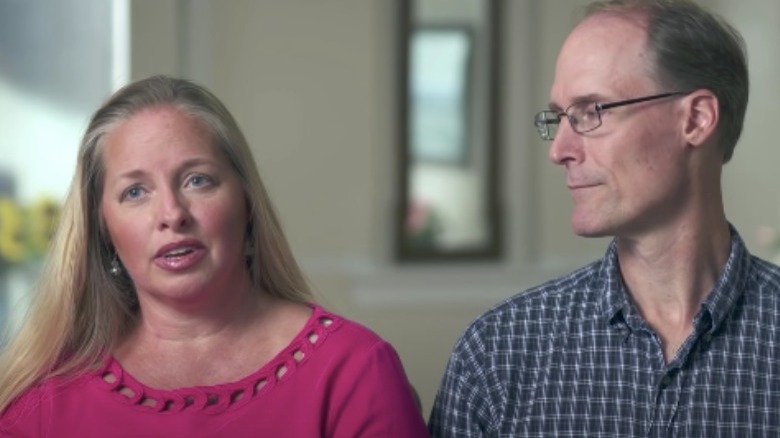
[154,241,206,271]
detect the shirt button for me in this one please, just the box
[702,333,713,343]
[660,375,672,387]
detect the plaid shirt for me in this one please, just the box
[430,227,780,437]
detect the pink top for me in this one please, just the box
[0,306,429,437]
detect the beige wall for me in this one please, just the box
[130,0,780,418]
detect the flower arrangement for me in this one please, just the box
[0,195,61,266]
[405,198,443,249]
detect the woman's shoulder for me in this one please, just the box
[0,372,92,433]
[310,304,392,351]
[1,381,46,426]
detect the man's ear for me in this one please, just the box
[682,89,719,147]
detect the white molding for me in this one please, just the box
[299,255,595,308]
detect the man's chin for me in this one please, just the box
[571,221,611,238]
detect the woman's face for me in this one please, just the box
[100,105,250,305]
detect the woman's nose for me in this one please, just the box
[157,190,190,231]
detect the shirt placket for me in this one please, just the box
[643,327,706,437]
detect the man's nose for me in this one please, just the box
[548,117,584,165]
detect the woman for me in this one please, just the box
[0,75,428,436]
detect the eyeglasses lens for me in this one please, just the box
[535,111,560,140]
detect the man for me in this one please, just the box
[429,0,780,436]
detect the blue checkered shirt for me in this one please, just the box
[430,228,780,437]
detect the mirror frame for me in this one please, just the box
[395,0,503,262]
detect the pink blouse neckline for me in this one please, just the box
[96,304,338,414]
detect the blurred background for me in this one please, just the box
[1,0,779,419]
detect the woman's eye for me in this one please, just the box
[121,185,145,201]
[187,174,213,188]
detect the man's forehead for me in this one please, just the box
[550,13,652,105]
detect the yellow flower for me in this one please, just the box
[0,196,26,263]
[28,195,61,256]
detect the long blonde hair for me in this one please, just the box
[0,75,313,412]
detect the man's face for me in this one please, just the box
[548,13,690,239]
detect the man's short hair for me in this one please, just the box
[586,0,749,162]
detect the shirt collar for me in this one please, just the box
[597,239,629,324]
[598,224,751,333]
[697,224,751,334]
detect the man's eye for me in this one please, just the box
[582,108,599,120]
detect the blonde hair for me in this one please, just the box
[0,75,314,412]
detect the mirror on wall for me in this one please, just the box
[397,0,502,262]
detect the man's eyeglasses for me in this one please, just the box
[534,91,690,141]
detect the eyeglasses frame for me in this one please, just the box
[535,91,692,140]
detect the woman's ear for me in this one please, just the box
[682,89,719,147]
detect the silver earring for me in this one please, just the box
[110,254,122,277]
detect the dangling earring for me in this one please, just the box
[243,236,255,268]
[110,254,122,277]
[243,238,254,257]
